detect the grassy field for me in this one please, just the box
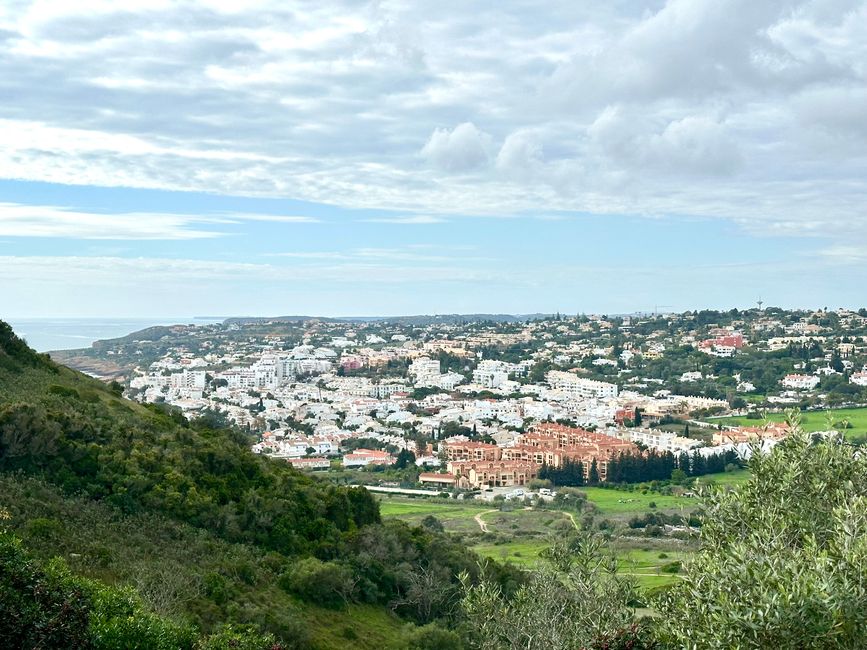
[378,493,696,590]
[471,540,686,589]
[655,422,716,442]
[615,547,689,588]
[580,487,694,515]
[377,498,490,518]
[377,498,495,533]
[300,602,409,650]
[695,468,751,486]
[472,539,550,565]
[707,407,867,440]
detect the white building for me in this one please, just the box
[170,370,207,391]
[473,360,511,389]
[546,371,618,399]
[781,374,820,390]
[410,357,441,378]
[618,428,701,453]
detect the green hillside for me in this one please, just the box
[0,320,504,648]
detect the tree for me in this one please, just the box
[461,534,651,650]
[670,468,688,485]
[655,420,867,648]
[588,459,600,485]
[393,448,416,470]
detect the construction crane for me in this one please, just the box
[652,305,674,317]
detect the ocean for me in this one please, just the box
[4,318,224,352]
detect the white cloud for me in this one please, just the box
[227,214,319,223]
[362,215,447,224]
[266,246,491,263]
[817,245,867,264]
[0,0,864,239]
[0,203,317,239]
[0,254,502,286]
[496,130,543,178]
[420,122,491,172]
[588,108,741,175]
[266,251,347,259]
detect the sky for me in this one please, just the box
[1,0,866,318]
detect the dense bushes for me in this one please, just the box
[0,531,92,648]
[653,430,867,648]
[0,321,54,372]
[279,557,355,609]
[0,530,280,649]
[0,374,380,558]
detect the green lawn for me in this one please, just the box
[472,539,550,566]
[581,487,694,515]
[377,498,488,518]
[472,540,685,589]
[694,468,751,487]
[708,407,867,441]
[615,548,687,589]
[377,496,494,533]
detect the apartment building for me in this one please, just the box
[781,374,820,390]
[546,371,618,399]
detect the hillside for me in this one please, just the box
[0,320,505,648]
[0,474,409,649]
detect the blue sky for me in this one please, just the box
[1,1,866,317]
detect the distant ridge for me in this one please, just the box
[44,313,556,357]
[224,313,555,326]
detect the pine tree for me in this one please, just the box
[691,450,707,476]
[679,451,691,476]
[589,459,600,485]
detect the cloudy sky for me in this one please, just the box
[1,0,866,317]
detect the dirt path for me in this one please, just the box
[564,511,579,530]
[474,509,498,532]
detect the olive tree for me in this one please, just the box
[654,420,867,648]
[460,534,650,650]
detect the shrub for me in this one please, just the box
[197,624,281,650]
[278,557,354,609]
[0,531,197,650]
[0,533,91,649]
[23,517,64,540]
[404,622,464,649]
[660,561,681,574]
